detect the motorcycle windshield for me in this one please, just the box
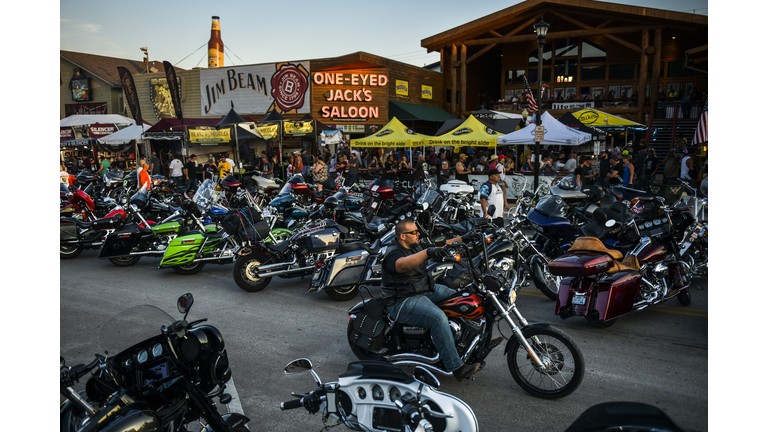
[535,195,569,218]
[193,179,216,208]
[99,304,175,356]
[288,174,305,185]
[418,190,441,207]
[278,181,295,196]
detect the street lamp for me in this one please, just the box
[532,18,549,194]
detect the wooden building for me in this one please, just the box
[421,0,707,146]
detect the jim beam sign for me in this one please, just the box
[200,62,310,116]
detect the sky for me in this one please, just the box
[60,0,708,70]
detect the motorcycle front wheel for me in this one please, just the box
[60,244,83,259]
[325,285,359,301]
[233,252,273,292]
[531,255,561,301]
[506,326,585,399]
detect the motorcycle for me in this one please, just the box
[280,358,478,432]
[564,402,689,432]
[346,216,585,399]
[60,206,128,259]
[549,206,694,328]
[60,293,249,432]
[231,217,349,293]
[363,178,415,223]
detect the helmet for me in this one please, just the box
[323,195,340,210]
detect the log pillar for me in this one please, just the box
[451,44,457,116]
[460,44,467,117]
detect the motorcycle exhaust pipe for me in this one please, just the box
[390,361,451,376]
[257,256,297,272]
[384,352,440,364]
[259,265,315,278]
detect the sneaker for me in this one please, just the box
[453,362,482,382]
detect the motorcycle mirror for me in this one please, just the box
[284,358,313,375]
[433,236,446,247]
[605,219,617,228]
[177,293,194,314]
[414,367,440,389]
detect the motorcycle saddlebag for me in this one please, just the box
[325,250,370,289]
[349,297,387,351]
[60,219,79,242]
[594,271,642,321]
[159,234,205,268]
[297,227,342,252]
[98,225,143,258]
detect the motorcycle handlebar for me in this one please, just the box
[280,398,304,410]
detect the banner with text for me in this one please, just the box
[257,124,279,140]
[552,101,595,110]
[283,121,314,136]
[189,127,232,144]
[200,62,311,116]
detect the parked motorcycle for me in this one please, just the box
[60,293,249,432]
[549,209,694,328]
[346,218,585,399]
[564,402,689,432]
[280,358,478,432]
[60,206,128,259]
[364,178,415,223]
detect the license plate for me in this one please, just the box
[262,210,271,217]
[371,201,378,209]
[572,294,587,305]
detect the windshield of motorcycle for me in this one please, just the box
[193,179,216,208]
[418,190,441,208]
[535,195,568,218]
[288,174,305,185]
[98,304,176,357]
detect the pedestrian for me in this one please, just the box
[322,146,332,164]
[680,145,694,181]
[150,152,162,176]
[635,143,648,187]
[64,152,76,173]
[60,165,70,185]
[260,155,274,179]
[661,146,682,184]
[114,154,126,170]
[300,149,311,176]
[643,149,659,190]
[184,154,198,191]
[203,158,217,181]
[293,151,304,177]
[605,156,623,202]
[138,157,152,191]
[437,158,451,188]
[621,155,635,187]
[169,154,183,188]
[479,168,505,228]
[454,153,470,183]
[335,154,347,182]
[368,155,381,171]
[312,156,328,191]
[225,154,236,175]
[347,152,359,186]
[573,156,595,188]
[564,153,578,172]
[97,155,111,176]
[496,154,510,209]
[384,154,398,188]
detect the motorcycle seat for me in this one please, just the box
[265,239,291,253]
[450,221,473,235]
[202,231,225,239]
[138,226,154,235]
[338,242,380,255]
[580,208,609,240]
[365,222,385,233]
[568,237,623,260]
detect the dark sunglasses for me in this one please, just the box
[402,230,419,236]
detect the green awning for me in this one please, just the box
[389,101,457,122]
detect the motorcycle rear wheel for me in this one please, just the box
[60,244,83,259]
[531,255,561,301]
[585,313,618,328]
[325,285,359,301]
[173,262,206,275]
[506,326,585,399]
[233,252,272,292]
[677,289,692,306]
[109,256,141,267]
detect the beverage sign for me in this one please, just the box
[396,79,409,96]
[200,62,311,116]
[422,84,433,100]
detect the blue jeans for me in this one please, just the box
[384,179,395,188]
[386,284,464,372]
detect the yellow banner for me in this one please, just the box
[283,121,313,136]
[422,84,433,100]
[396,80,409,96]
[257,124,279,140]
[189,128,231,144]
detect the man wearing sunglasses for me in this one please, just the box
[381,219,485,381]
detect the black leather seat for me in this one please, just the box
[265,239,292,253]
[580,208,608,239]
[450,221,473,235]
[338,242,380,255]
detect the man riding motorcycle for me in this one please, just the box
[381,219,484,381]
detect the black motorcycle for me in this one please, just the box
[60,293,250,432]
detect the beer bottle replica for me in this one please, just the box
[207,16,224,68]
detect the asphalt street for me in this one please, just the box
[60,249,708,431]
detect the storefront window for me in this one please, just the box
[647,61,664,78]
[667,61,695,77]
[554,59,578,82]
[555,38,579,57]
[528,68,551,83]
[505,70,527,85]
[580,65,606,81]
[581,40,607,63]
[609,63,635,80]
[528,43,552,66]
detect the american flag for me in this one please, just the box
[693,97,708,144]
[523,76,538,113]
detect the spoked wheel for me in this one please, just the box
[325,285,359,301]
[109,256,141,267]
[233,252,272,292]
[506,326,585,399]
[60,244,83,259]
[173,261,206,275]
[531,255,561,301]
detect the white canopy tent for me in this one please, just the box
[60,114,135,127]
[496,111,592,146]
[96,122,150,145]
[490,110,523,120]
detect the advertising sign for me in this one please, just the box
[189,127,231,144]
[422,84,433,100]
[396,79,409,96]
[200,62,311,116]
[257,124,279,140]
[284,121,314,136]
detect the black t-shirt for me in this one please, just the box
[573,166,584,185]
[204,164,216,179]
[151,157,162,174]
[644,156,658,173]
[300,153,310,167]
[384,162,398,180]
[598,158,611,178]
[184,161,196,178]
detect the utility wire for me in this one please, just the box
[223,44,246,65]
[174,43,207,67]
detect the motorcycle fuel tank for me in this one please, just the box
[151,221,181,236]
[439,292,484,320]
[636,243,667,264]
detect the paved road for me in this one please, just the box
[61,249,708,431]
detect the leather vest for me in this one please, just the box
[381,243,432,305]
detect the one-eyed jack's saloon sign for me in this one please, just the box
[313,71,388,123]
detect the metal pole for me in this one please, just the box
[534,39,543,193]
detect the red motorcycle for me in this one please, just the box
[362,178,413,222]
[280,174,341,207]
[548,229,693,328]
[60,188,98,221]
